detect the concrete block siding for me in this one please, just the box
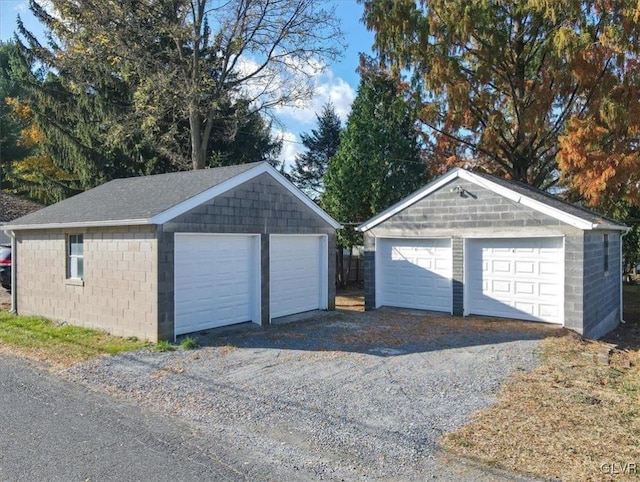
[363,178,621,338]
[158,173,336,340]
[582,231,621,338]
[12,169,337,342]
[16,225,158,340]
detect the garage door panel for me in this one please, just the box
[378,238,452,312]
[515,281,535,295]
[270,236,324,319]
[175,234,258,335]
[539,261,559,275]
[515,261,535,274]
[492,280,511,293]
[466,237,563,324]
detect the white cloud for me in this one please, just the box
[273,129,304,171]
[14,1,29,12]
[274,69,356,125]
[235,55,355,128]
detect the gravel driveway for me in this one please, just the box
[64,309,557,481]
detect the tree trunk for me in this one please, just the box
[190,110,206,170]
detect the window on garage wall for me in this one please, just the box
[603,234,609,274]
[67,234,84,279]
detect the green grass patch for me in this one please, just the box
[154,340,176,352]
[0,311,148,367]
[179,336,199,350]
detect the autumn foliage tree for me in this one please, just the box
[362,0,640,189]
[558,85,640,207]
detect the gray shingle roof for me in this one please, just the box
[358,167,628,232]
[5,163,259,227]
[0,193,43,223]
[474,171,626,228]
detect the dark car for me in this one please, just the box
[0,246,11,291]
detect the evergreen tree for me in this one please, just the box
[207,99,282,167]
[0,42,31,190]
[323,64,429,250]
[289,103,342,200]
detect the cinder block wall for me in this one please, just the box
[15,225,159,341]
[582,231,621,338]
[157,173,336,340]
[363,178,586,331]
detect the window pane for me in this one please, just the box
[70,235,83,256]
[69,257,78,279]
[77,257,83,278]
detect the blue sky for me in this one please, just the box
[0,0,374,166]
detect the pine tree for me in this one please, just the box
[289,103,342,200]
[0,42,31,190]
[323,65,429,250]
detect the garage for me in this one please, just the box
[465,237,564,323]
[174,233,260,335]
[358,167,629,339]
[4,162,340,341]
[270,235,327,319]
[376,238,452,312]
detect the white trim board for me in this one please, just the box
[357,168,627,232]
[3,218,149,231]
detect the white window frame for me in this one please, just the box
[67,234,84,279]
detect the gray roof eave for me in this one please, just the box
[2,218,150,231]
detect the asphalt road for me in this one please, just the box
[0,355,247,482]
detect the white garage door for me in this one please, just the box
[270,235,326,319]
[466,238,563,323]
[174,234,259,335]
[377,238,452,312]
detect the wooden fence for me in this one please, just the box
[335,250,364,286]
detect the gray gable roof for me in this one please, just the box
[359,167,628,232]
[0,193,43,223]
[5,163,260,227]
[473,172,626,228]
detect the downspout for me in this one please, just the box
[9,230,16,314]
[620,229,629,324]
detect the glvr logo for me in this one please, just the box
[600,462,637,475]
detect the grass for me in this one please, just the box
[441,284,640,481]
[179,336,199,350]
[0,311,148,368]
[154,340,176,352]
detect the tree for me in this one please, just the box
[0,41,31,190]
[20,0,343,170]
[557,85,640,206]
[289,103,342,200]
[207,99,282,167]
[323,64,429,252]
[0,41,72,203]
[4,96,76,203]
[361,0,640,188]
[610,202,640,275]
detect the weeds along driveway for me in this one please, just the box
[64,310,557,481]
